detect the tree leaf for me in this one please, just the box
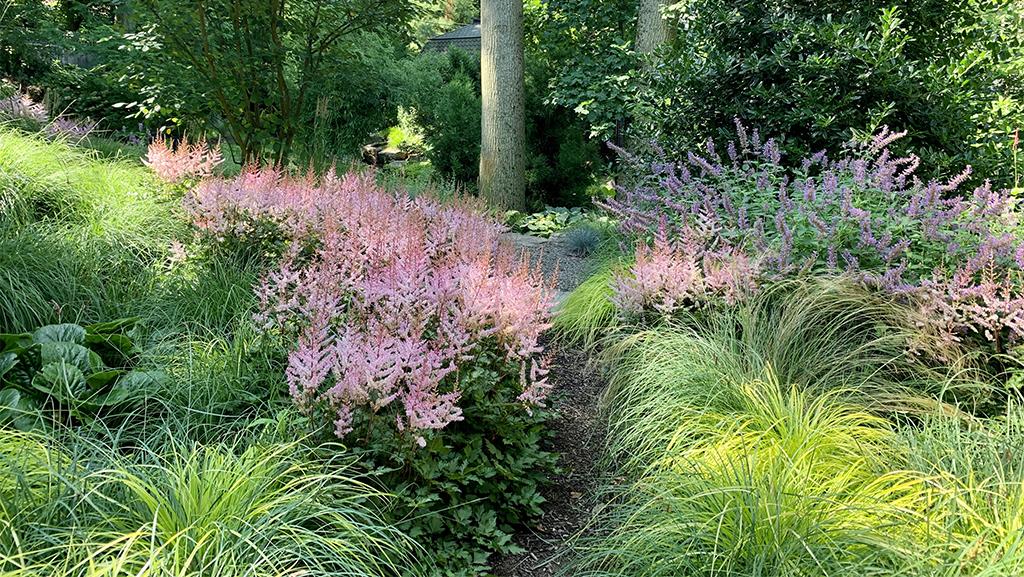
[32,324,86,345]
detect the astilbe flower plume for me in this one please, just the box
[187,167,553,445]
[0,93,47,123]
[604,121,1024,354]
[145,137,223,184]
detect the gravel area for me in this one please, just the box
[501,232,595,292]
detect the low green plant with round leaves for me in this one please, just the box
[0,318,166,427]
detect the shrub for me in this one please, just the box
[185,166,557,573]
[599,124,1024,361]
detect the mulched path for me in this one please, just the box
[491,233,609,577]
[491,346,606,577]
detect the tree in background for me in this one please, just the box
[635,0,672,56]
[140,0,415,163]
[479,0,525,210]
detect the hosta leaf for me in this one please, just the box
[93,383,133,407]
[0,353,16,379]
[0,388,18,410]
[33,361,87,402]
[32,324,86,345]
[84,333,137,361]
[84,317,140,335]
[0,388,40,431]
[118,370,168,391]
[40,342,96,374]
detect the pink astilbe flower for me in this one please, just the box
[191,167,553,445]
[0,93,47,123]
[145,137,223,184]
[613,233,704,315]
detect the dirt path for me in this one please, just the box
[492,233,608,577]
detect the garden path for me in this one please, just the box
[492,234,607,577]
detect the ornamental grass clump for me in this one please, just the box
[599,122,1024,357]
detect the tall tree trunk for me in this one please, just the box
[444,0,455,21]
[636,0,672,55]
[479,0,526,211]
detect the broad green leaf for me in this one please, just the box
[32,324,86,345]
[40,342,95,374]
[32,361,87,402]
[0,388,18,410]
[118,370,168,391]
[0,388,40,431]
[85,317,140,335]
[0,353,16,379]
[84,333,137,359]
[0,333,32,351]
[86,369,122,391]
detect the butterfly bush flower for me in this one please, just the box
[145,137,223,184]
[603,121,1024,355]
[187,167,553,445]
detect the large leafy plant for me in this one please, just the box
[0,318,162,427]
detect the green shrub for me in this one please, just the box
[636,3,1024,185]
[352,350,556,576]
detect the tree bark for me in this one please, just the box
[479,0,526,211]
[636,0,672,55]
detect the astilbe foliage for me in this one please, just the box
[603,122,1024,354]
[145,137,223,185]
[186,167,553,446]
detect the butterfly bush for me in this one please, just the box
[145,137,223,185]
[185,168,553,445]
[604,121,1024,353]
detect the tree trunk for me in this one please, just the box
[636,0,672,55]
[479,0,526,211]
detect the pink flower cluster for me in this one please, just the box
[612,223,760,316]
[1,93,96,139]
[1,93,47,123]
[144,137,223,184]
[187,168,553,445]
